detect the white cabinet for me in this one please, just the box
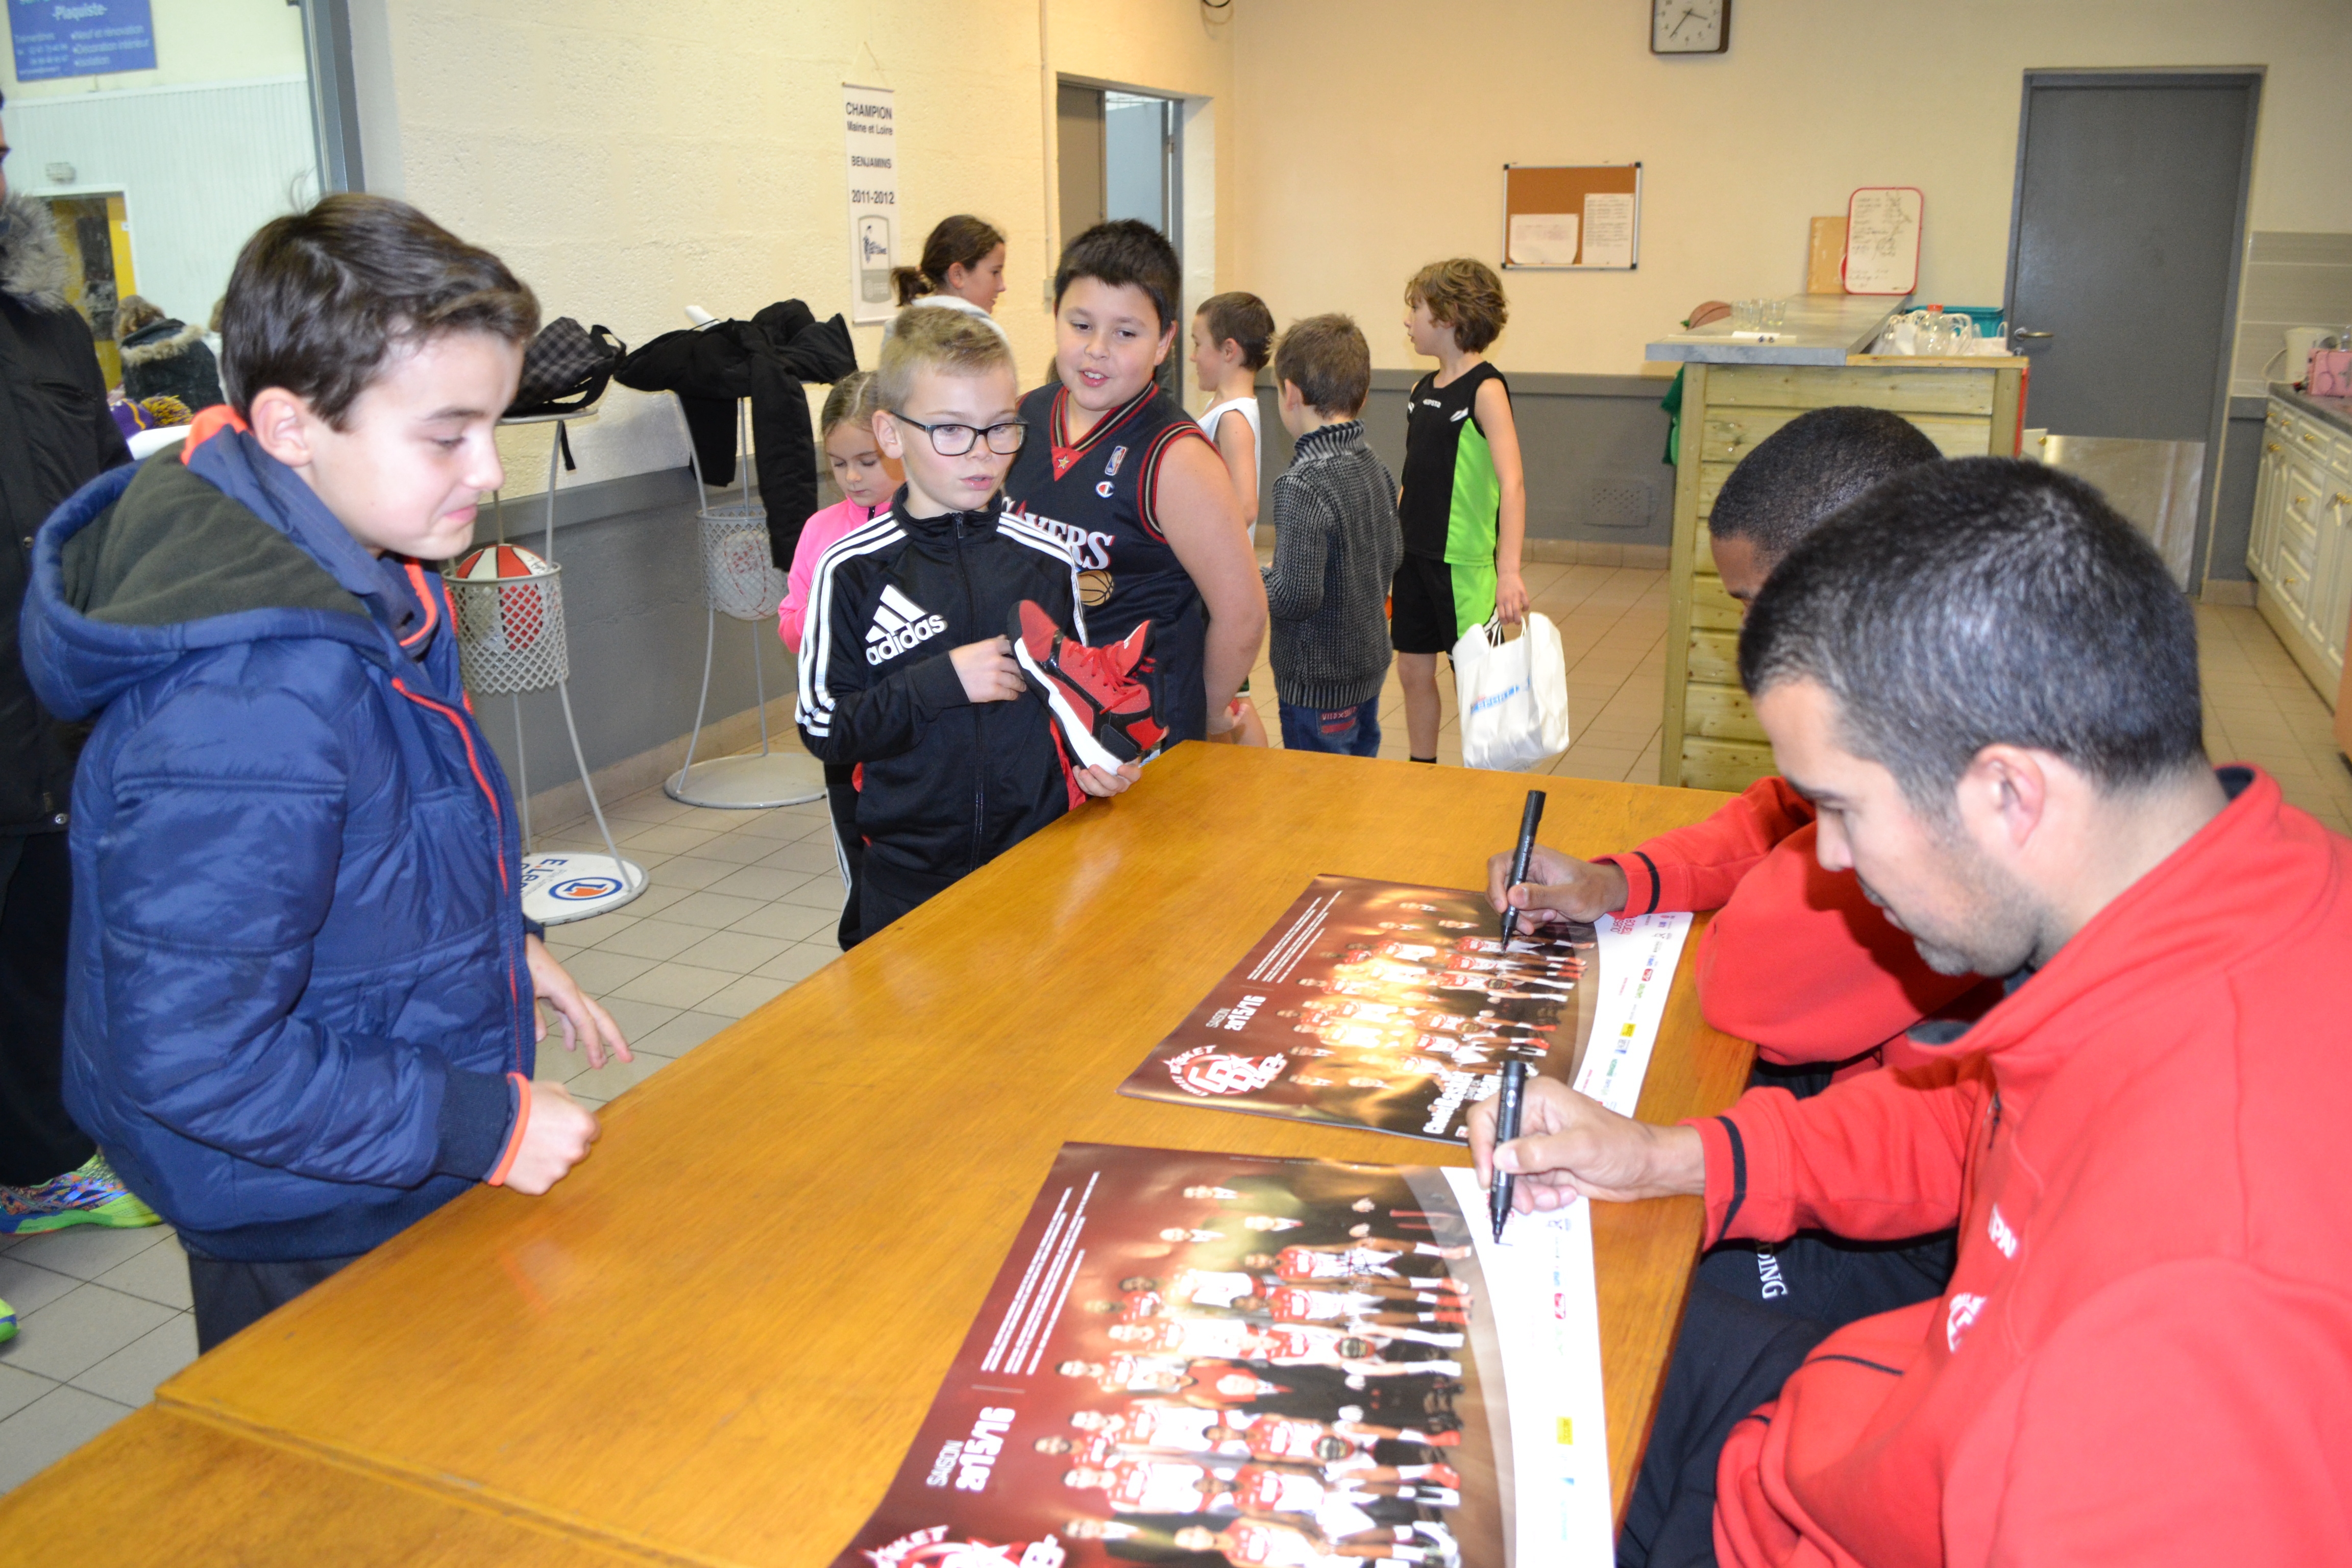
[2247,397,2352,710]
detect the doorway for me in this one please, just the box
[1056,82,1184,398]
[2003,70,2261,591]
[42,193,137,386]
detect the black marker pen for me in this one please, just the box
[1500,789,1548,944]
[1490,1058,1527,1242]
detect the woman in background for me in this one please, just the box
[888,215,1008,339]
[115,294,224,411]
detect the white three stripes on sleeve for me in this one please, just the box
[795,514,907,737]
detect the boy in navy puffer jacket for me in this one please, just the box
[20,196,628,1352]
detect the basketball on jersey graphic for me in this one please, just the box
[1078,570,1113,607]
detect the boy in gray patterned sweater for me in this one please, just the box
[1263,314,1405,755]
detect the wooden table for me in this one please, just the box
[0,1405,662,1565]
[18,746,1753,1564]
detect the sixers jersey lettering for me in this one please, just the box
[1003,383,1214,744]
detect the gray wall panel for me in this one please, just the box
[1253,371,1675,548]
[457,467,793,803]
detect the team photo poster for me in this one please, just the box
[1117,877,1692,1140]
[835,1143,1613,1568]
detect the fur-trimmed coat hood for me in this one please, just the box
[118,314,227,412]
[119,318,208,366]
[0,191,71,312]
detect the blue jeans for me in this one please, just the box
[1279,697,1382,757]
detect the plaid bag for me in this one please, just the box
[507,318,626,416]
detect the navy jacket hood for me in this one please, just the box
[26,429,431,723]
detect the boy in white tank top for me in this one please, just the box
[1191,291,1275,544]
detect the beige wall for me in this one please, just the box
[354,0,1232,494]
[1228,0,2352,376]
[346,0,2351,478]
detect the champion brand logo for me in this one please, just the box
[1095,480,1116,498]
[865,583,947,664]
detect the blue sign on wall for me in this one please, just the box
[9,0,158,83]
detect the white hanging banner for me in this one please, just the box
[843,83,899,325]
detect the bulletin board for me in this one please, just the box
[1502,163,1642,270]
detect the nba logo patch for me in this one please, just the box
[1104,445,1128,477]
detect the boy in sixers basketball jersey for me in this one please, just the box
[1004,222,1266,746]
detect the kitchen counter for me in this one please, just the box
[2270,381,2352,440]
[1646,295,1902,366]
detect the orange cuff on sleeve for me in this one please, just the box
[485,1071,532,1186]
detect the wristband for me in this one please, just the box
[485,1071,533,1186]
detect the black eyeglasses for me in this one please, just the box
[891,414,1029,457]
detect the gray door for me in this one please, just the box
[1057,84,1106,244]
[2004,72,2259,441]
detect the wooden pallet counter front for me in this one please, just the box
[1653,349,2026,790]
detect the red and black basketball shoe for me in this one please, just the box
[1009,600,1168,771]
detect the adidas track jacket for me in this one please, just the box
[795,494,1087,939]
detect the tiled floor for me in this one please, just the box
[0,1222,193,1491]
[2195,602,2352,837]
[1343,558,1673,779]
[2,569,2346,1494]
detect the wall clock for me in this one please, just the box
[1653,0,1729,55]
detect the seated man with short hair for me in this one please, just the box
[1475,457,2352,1567]
[1491,406,1996,1076]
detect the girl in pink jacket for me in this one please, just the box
[780,370,895,948]
[778,371,894,649]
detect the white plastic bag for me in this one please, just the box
[1452,612,1573,771]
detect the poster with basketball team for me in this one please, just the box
[1114,876,1691,1140]
[832,1143,1613,1568]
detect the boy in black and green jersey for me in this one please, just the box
[1393,258,1529,763]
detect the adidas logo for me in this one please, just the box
[865,583,948,664]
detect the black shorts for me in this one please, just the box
[1389,554,1494,655]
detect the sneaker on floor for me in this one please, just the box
[0,1152,161,1235]
[0,1298,13,1344]
[1008,600,1167,771]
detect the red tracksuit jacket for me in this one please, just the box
[1600,777,1994,1065]
[1684,769,2352,1566]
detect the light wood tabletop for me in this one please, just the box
[74,746,1749,1564]
[0,1405,666,1565]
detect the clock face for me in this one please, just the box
[1653,0,1728,54]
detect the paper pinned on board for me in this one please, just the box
[1581,191,1636,267]
[1844,186,1923,295]
[1509,212,1580,267]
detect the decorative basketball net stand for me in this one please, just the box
[664,393,828,807]
[446,408,647,926]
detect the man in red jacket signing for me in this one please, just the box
[1497,406,1989,1330]
[1489,404,1987,1070]
[1475,458,2352,1567]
